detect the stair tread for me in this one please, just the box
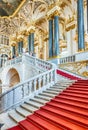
[21,103,38,112]
[47,88,62,91]
[73,83,88,85]
[55,97,88,105]
[16,106,32,117]
[8,126,22,130]
[71,86,88,89]
[52,98,88,109]
[64,89,88,95]
[41,105,88,127]
[40,92,56,97]
[35,109,87,130]
[44,90,59,94]
[25,100,43,108]
[35,95,51,101]
[57,95,88,103]
[19,119,41,130]
[68,87,88,91]
[47,101,88,117]
[8,110,24,122]
[61,92,88,99]
[28,114,62,130]
[49,87,65,90]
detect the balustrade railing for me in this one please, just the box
[4,56,22,67]
[60,51,88,64]
[0,54,57,113]
[60,55,75,64]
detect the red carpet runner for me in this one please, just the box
[8,80,88,130]
[56,69,81,80]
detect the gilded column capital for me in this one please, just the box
[47,4,61,19]
[27,25,35,34]
[17,34,24,42]
[11,42,16,47]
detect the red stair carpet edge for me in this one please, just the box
[56,69,81,80]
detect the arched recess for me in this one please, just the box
[6,68,20,87]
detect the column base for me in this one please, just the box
[48,55,60,60]
[77,48,85,52]
[48,55,60,64]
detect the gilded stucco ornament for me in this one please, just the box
[65,14,76,31]
[60,60,88,78]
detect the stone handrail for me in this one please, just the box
[60,55,75,64]
[4,56,22,67]
[0,54,57,113]
[59,51,88,64]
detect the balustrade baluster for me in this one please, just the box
[22,85,24,98]
[38,78,41,89]
[34,80,37,91]
[43,75,46,86]
[47,74,49,84]
[29,82,32,93]
[50,72,53,83]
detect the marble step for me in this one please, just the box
[43,90,59,95]
[56,82,73,85]
[39,92,56,98]
[21,103,38,113]
[53,84,68,88]
[49,87,64,91]
[0,113,17,130]
[25,100,42,108]
[8,110,24,123]
[30,97,48,105]
[34,95,52,101]
[16,106,32,117]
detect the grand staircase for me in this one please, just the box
[1,79,88,130]
[0,55,88,130]
[0,79,73,130]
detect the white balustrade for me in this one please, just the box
[4,56,22,67]
[59,55,75,64]
[59,51,88,65]
[0,54,57,113]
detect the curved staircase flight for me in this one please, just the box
[7,80,88,130]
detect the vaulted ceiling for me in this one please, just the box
[0,0,22,17]
[0,0,77,36]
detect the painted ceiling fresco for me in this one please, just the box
[0,0,22,16]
